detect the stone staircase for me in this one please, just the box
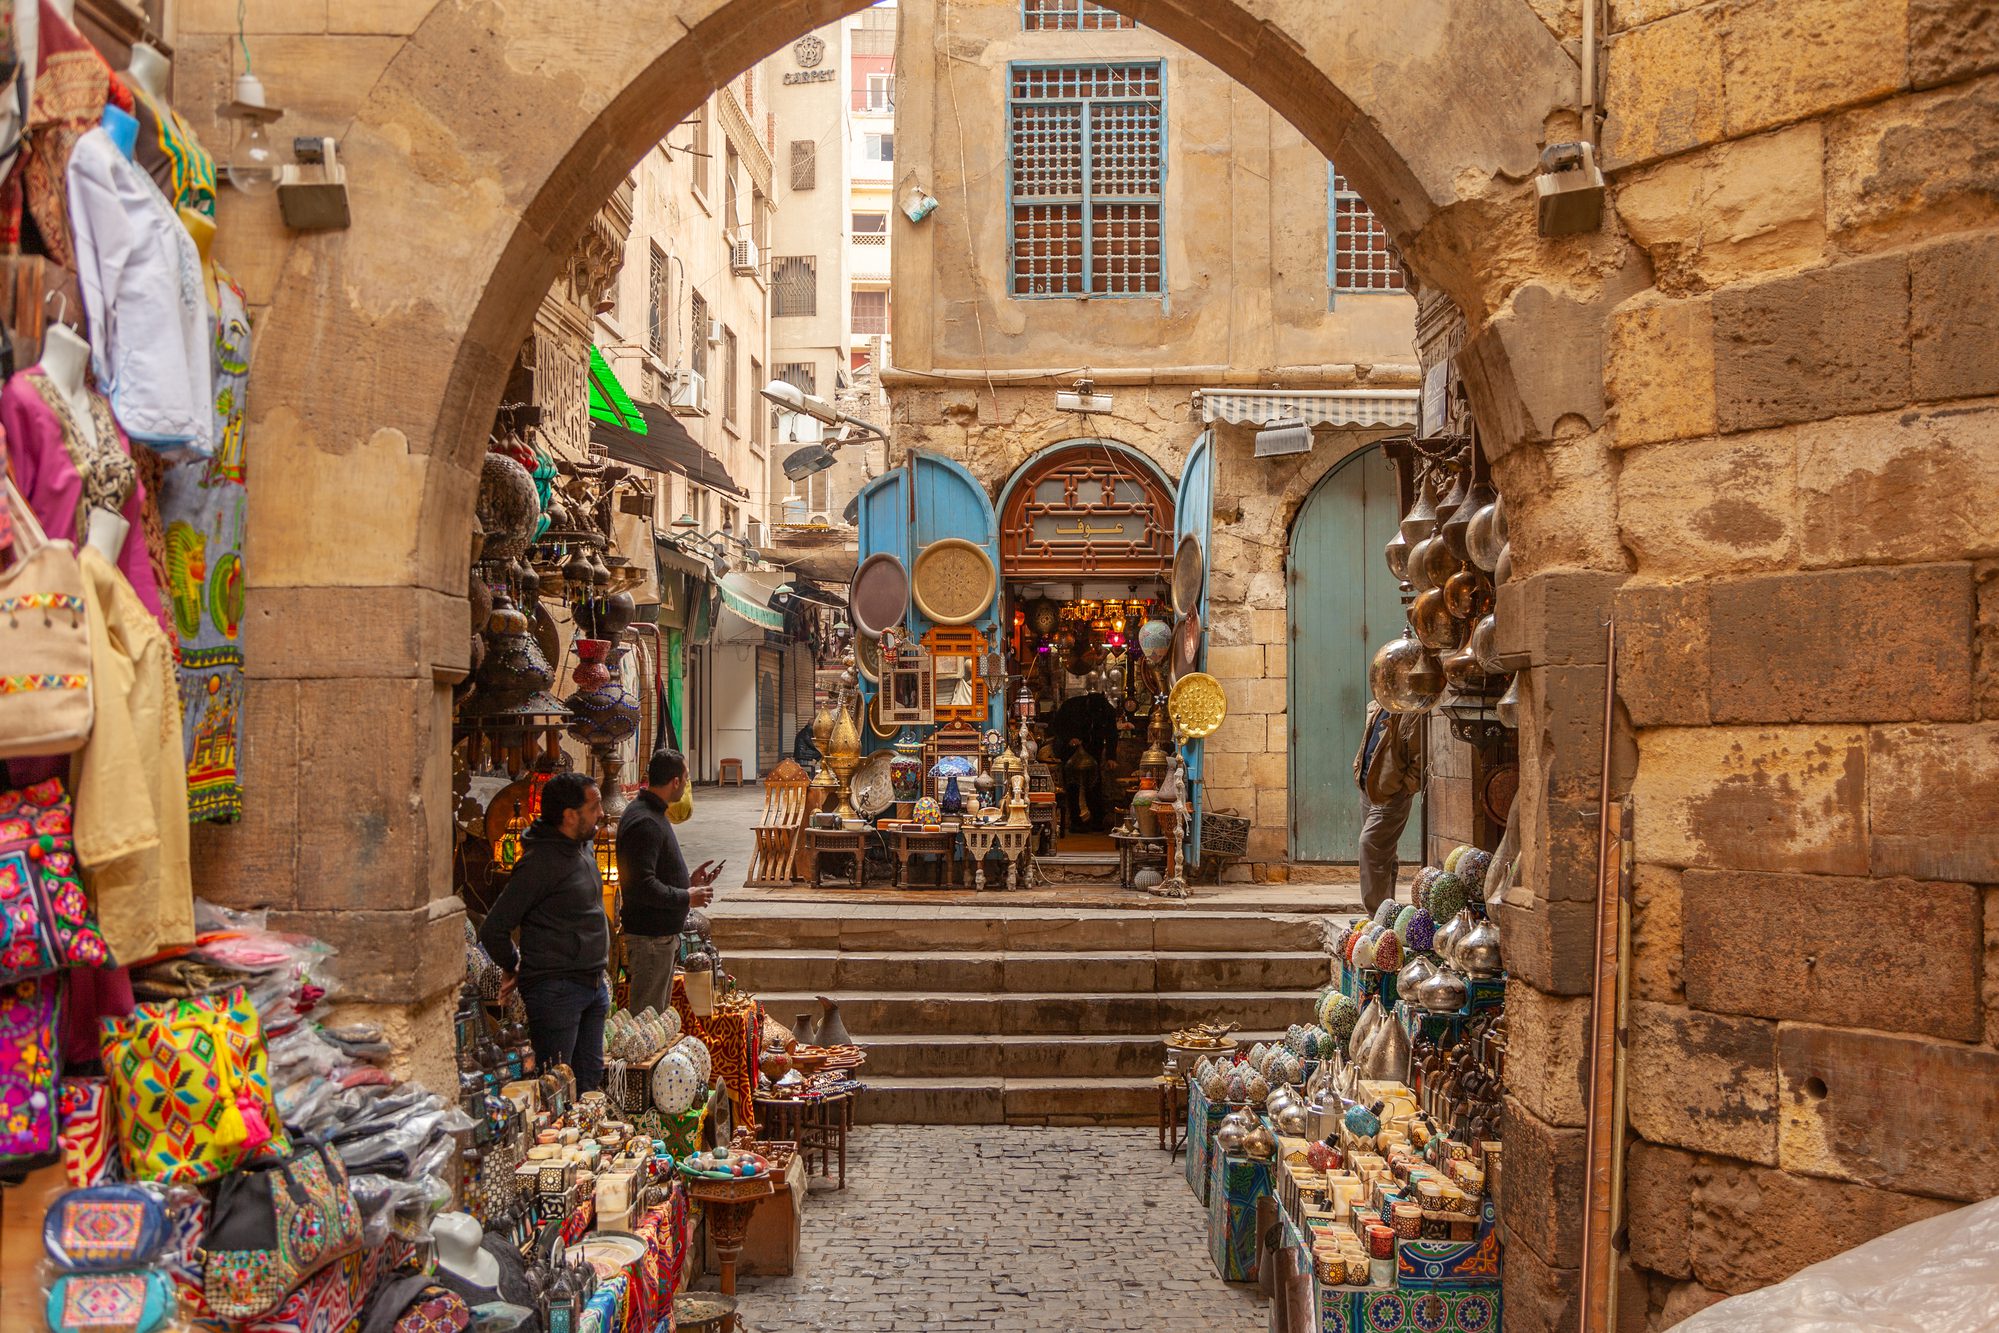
[710,900,1352,1125]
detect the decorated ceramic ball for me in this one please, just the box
[1324,995,1360,1045]
[651,1050,703,1115]
[1249,1041,1269,1069]
[1201,1068,1228,1101]
[1305,1027,1327,1059]
[913,796,942,824]
[1344,1102,1382,1138]
[1413,867,1441,906]
[676,1035,712,1084]
[1226,1066,1249,1101]
[1353,931,1378,970]
[1444,845,1469,873]
[1304,1139,1339,1172]
[1405,908,1437,954]
[1458,848,1494,900]
[661,1006,683,1045]
[1393,905,1418,945]
[1372,899,1402,931]
[1285,1024,1309,1057]
[1373,933,1402,973]
[1427,872,1470,927]
[1138,618,1173,665]
[1244,1072,1270,1104]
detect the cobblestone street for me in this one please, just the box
[733,1126,1265,1332]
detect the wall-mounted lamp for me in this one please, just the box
[279,137,350,230]
[1056,378,1112,414]
[219,71,283,197]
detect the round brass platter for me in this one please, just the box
[1172,533,1204,616]
[1168,671,1228,739]
[911,538,998,626]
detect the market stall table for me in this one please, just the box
[685,1171,781,1332]
[1112,831,1170,889]
[884,824,962,888]
[1156,1073,1188,1157]
[755,1087,858,1189]
[805,827,872,889]
[960,823,1034,890]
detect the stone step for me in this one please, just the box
[854,1031,1287,1079]
[854,1076,1158,1126]
[710,908,1333,955]
[730,949,1333,995]
[756,989,1316,1037]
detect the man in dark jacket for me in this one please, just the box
[616,749,719,1012]
[477,771,611,1091]
[1353,703,1423,914]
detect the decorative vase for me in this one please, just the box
[565,642,640,748]
[941,774,965,817]
[815,997,853,1047]
[792,1012,818,1047]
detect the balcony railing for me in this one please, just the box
[851,231,888,245]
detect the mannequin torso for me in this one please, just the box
[35,322,124,559]
[125,44,171,104]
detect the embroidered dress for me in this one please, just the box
[156,268,249,820]
[0,367,165,631]
[67,124,212,455]
[0,0,131,263]
[118,79,216,218]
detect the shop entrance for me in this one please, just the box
[996,442,1178,858]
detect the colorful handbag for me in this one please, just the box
[43,1184,171,1270]
[0,475,94,758]
[101,986,290,1185]
[45,1269,177,1333]
[0,970,62,1173]
[200,1142,363,1321]
[57,1077,119,1185]
[0,779,112,980]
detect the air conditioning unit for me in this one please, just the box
[705,319,724,345]
[668,369,706,415]
[730,238,759,275]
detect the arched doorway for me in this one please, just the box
[1287,442,1419,863]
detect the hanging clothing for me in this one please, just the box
[0,0,130,263]
[155,267,249,821]
[67,124,211,454]
[70,543,193,966]
[116,78,215,219]
[0,365,166,630]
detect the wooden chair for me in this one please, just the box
[747,758,811,885]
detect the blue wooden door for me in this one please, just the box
[1288,444,1421,862]
[1174,431,1215,863]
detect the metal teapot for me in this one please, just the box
[1416,967,1470,1014]
[1215,1106,1257,1154]
[1458,916,1505,978]
[1396,953,1438,999]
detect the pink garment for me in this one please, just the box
[0,367,166,630]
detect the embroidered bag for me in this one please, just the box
[43,1184,171,1270]
[0,778,112,980]
[201,1141,363,1321]
[45,1269,177,1333]
[0,970,62,1173]
[100,985,289,1185]
[57,1076,118,1185]
[0,475,93,757]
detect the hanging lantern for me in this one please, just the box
[1399,472,1441,545]
[1370,630,1444,715]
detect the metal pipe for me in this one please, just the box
[1582,0,1601,147]
[1580,619,1619,1331]
[879,362,1423,388]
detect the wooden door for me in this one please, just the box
[1288,444,1422,862]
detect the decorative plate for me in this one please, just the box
[1171,611,1203,681]
[854,630,882,683]
[867,691,898,740]
[911,538,997,626]
[850,751,896,817]
[576,1231,648,1278]
[1168,672,1228,739]
[1172,533,1204,615]
[851,553,911,637]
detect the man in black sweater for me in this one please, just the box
[616,749,720,1012]
[477,772,611,1091]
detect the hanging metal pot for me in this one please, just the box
[1419,533,1463,590]
[1444,568,1489,621]
[1444,477,1491,561]
[1466,491,1505,572]
[1412,588,1462,651]
[1370,631,1444,715]
[1442,638,1484,689]
[1435,466,1472,543]
[1384,529,1412,584]
[1495,672,1522,729]
[1493,542,1514,587]
[1469,614,1501,675]
[1400,472,1440,545]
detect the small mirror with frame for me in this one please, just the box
[881,645,935,726]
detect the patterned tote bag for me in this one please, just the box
[0,778,112,981]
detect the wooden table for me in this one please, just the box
[960,823,1034,890]
[1156,1074,1188,1157]
[684,1172,779,1332]
[805,827,871,888]
[883,825,961,888]
[756,1089,857,1189]
[1111,832,1170,889]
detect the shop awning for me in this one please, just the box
[715,569,792,640]
[1192,387,1420,429]
[588,346,647,434]
[592,401,748,498]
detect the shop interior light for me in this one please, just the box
[1253,420,1314,458]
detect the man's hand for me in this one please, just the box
[690,883,714,909]
[691,859,724,888]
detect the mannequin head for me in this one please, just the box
[431,1213,498,1289]
[126,43,171,103]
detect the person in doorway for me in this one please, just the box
[477,771,612,1092]
[1354,703,1423,914]
[617,749,721,1013]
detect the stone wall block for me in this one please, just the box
[1910,235,1999,402]
[1602,5,1725,168]
[1616,430,1799,577]
[1615,582,1710,726]
[1456,287,1613,454]
[1868,722,1999,880]
[291,678,449,913]
[1501,1095,1588,1267]
[1606,294,1714,446]
[1632,725,1868,874]
[1527,664,1611,803]
[1985,887,1999,1049]
[1826,75,1999,245]
[1682,868,1983,1039]
[1713,253,1911,432]
[1708,565,1973,723]
[187,678,300,909]
[1631,863,1686,1003]
[1492,898,1599,995]
[1205,643,1264,678]
[1720,0,1909,138]
[1624,1140,1698,1279]
[1908,0,1999,88]
[1798,402,1999,569]
[1980,561,1999,719]
[1503,983,1592,1127]
[1628,1000,1780,1164]
[1498,1222,1580,1333]
[244,586,470,681]
[1777,1023,1999,1199]
[1493,570,1624,666]
[1490,432,1632,576]
[268,903,467,1006]
[1613,124,1827,295]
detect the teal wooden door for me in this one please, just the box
[1288,445,1422,862]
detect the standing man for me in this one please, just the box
[477,771,611,1092]
[1353,703,1423,915]
[617,750,721,1013]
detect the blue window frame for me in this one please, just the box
[1008,62,1165,298]
[1327,164,1405,302]
[1022,0,1135,30]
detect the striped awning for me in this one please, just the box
[717,570,792,637]
[1193,387,1420,429]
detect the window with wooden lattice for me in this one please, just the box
[1008,62,1163,298]
[997,444,1174,574]
[1328,166,1405,295]
[1022,0,1134,30]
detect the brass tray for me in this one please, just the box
[1172,533,1204,616]
[1168,671,1227,739]
[911,538,997,626]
